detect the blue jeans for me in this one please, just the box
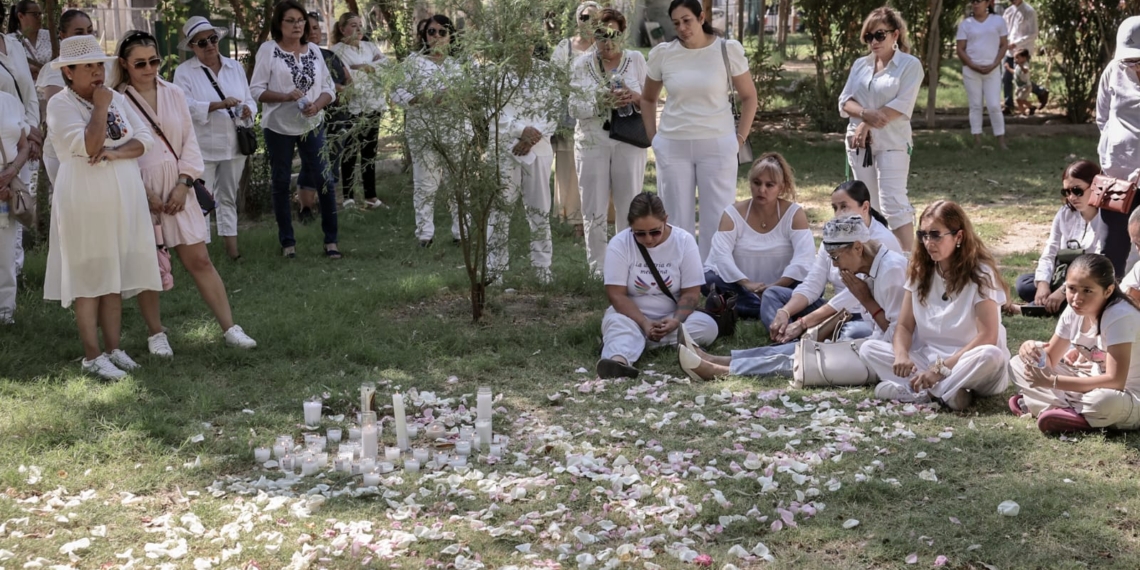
[264,126,338,247]
[759,285,825,332]
[729,320,873,377]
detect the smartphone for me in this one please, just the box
[1020,304,1051,318]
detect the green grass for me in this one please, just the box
[3,130,1138,569]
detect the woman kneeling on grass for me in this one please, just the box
[859,200,1010,410]
[1010,253,1140,434]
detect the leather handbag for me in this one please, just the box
[201,67,259,155]
[791,337,876,389]
[702,283,737,337]
[719,39,751,165]
[599,54,651,149]
[125,90,216,216]
[1089,174,1136,214]
[804,309,852,343]
[0,138,33,228]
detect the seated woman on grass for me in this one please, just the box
[859,200,1010,410]
[1010,253,1140,434]
[679,214,907,381]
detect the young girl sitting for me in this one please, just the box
[1010,253,1140,434]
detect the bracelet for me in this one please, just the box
[871,307,884,320]
[859,109,866,119]
[1052,374,1059,390]
[776,308,790,317]
[736,133,746,143]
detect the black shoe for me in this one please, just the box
[1029,106,1036,116]
[299,208,315,225]
[452,238,461,246]
[419,238,433,248]
[1037,90,1050,108]
[596,358,639,379]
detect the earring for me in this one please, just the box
[892,41,899,52]
[956,242,961,248]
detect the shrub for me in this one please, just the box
[1037,0,1133,123]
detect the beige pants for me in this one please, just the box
[1010,357,1140,429]
[552,135,582,225]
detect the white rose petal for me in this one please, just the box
[842,519,860,529]
[727,544,751,559]
[997,501,1020,516]
[751,541,774,561]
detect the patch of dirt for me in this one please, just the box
[988,220,1049,257]
[390,290,596,327]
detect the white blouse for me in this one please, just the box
[704,201,815,285]
[956,15,1008,67]
[173,55,257,162]
[331,41,389,115]
[10,29,50,68]
[1097,60,1140,180]
[906,265,1009,360]
[793,218,901,304]
[569,49,647,145]
[604,225,705,319]
[0,35,38,127]
[1056,300,1140,393]
[1034,206,1107,283]
[838,52,924,152]
[830,246,908,342]
[249,41,336,136]
[0,91,27,163]
[646,38,747,140]
[498,64,557,162]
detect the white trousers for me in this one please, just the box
[0,219,17,321]
[963,66,1005,136]
[488,154,554,274]
[601,307,718,364]
[11,161,33,274]
[652,133,739,261]
[552,136,582,225]
[411,147,460,242]
[202,157,247,237]
[1010,357,1140,429]
[576,138,647,276]
[860,340,1009,408]
[845,146,915,231]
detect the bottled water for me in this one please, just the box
[611,73,633,117]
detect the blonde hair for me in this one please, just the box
[861,7,911,54]
[332,12,360,45]
[748,152,796,202]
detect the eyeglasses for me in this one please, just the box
[862,29,896,44]
[130,57,162,70]
[916,230,957,242]
[632,227,664,238]
[282,17,306,27]
[595,29,620,41]
[191,34,219,49]
[21,10,42,17]
[1062,186,1085,198]
[579,13,592,21]
[1124,59,1140,67]
[426,27,449,37]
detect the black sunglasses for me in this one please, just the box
[915,229,957,242]
[426,27,449,37]
[1062,187,1085,198]
[191,34,219,49]
[107,111,122,140]
[578,13,591,21]
[594,29,620,41]
[632,228,664,238]
[862,29,896,44]
[131,57,162,70]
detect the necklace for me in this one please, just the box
[748,198,781,229]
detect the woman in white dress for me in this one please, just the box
[551,0,599,235]
[43,35,160,380]
[7,1,49,80]
[331,11,388,209]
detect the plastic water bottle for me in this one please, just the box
[611,73,633,117]
[296,96,310,111]
[0,201,9,229]
[1034,341,1047,368]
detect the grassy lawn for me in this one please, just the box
[4,129,1138,569]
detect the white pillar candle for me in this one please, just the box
[378,461,394,473]
[327,428,342,443]
[406,424,419,440]
[360,382,376,414]
[301,458,317,476]
[334,457,350,472]
[303,399,322,427]
[393,393,409,450]
[361,412,378,460]
[477,386,493,421]
[254,447,271,463]
[425,422,446,441]
[385,447,401,462]
[271,444,286,459]
[455,441,472,456]
[404,458,420,473]
[459,425,474,441]
[316,453,328,468]
[434,451,449,466]
[361,458,376,474]
[488,444,502,458]
[475,418,492,448]
[413,448,430,463]
[348,427,362,441]
[362,471,381,486]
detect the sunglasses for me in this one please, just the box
[1062,186,1085,198]
[107,111,122,140]
[824,244,851,261]
[21,10,42,17]
[862,29,895,44]
[191,34,219,49]
[130,57,162,70]
[916,230,956,242]
[579,13,592,21]
[427,27,449,37]
[595,29,620,41]
[632,228,664,238]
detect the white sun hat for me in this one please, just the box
[1115,16,1140,61]
[179,16,228,50]
[50,35,115,69]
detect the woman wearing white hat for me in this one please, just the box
[1095,15,1140,278]
[173,15,256,261]
[43,35,161,380]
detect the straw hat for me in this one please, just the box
[1115,16,1140,61]
[178,16,228,50]
[50,36,115,70]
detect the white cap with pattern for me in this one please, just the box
[822,215,871,251]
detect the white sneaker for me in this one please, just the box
[224,325,257,349]
[874,381,928,403]
[363,198,384,209]
[148,332,174,357]
[342,198,356,209]
[82,354,126,380]
[536,266,553,285]
[107,349,141,370]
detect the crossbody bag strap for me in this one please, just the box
[719,38,738,120]
[200,66,238,121]
[0,59,24,105]
[124,88,179,161]
[635,240,677,304]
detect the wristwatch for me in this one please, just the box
[177,175,195,187]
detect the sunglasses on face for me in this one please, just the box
[1062,186,1085,197]
[916,230,956,242]
[579,13,592,21]
[191,34,219,49]
[862,29,895,44]
[22,11,42,17]
[427,27,449,37]
[130,57,161,70]
[595,29,620,41]
[632,228,664,238]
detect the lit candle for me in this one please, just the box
[281,455,294,471]
[425,422,446,441]
[361,412,378,460]
[272,444,286,459]
[449,456,467,469]
[393,393,409,450]
[385,447,401,462]
[405,458,420,473]
[334,457,350,472]
[301,457,317,476]
[362,471,381,486]
[477,386,492,421]
[455,441,472,456]
[327,428,342,443]
[475,418,492,448]
[413,448,430,463]
[254,447,271,463]
[360,382,376,414]
[406,424,419,440]
[303,399,322,427]
[434,451,449,466]
[459,425,474,441]
[348,426,361,441]
[316,453,328,468]
[668,451,684,464]
[378,461,394,473]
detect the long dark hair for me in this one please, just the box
[1068,254,1140,328]
[418,14,457,55]
[7,0,37,35]
[667,0,715,36]
[909,200,1006,305]
[57,9,90,40]
[834,180,889,228]
[270,0,310,43]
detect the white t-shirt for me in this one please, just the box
[956,14,1008,67]
[1055,300,1140,393]
[331,41,389,115]
[0,91,27,161]
[604,225,704,319]
[907,265,1009,359]
[1121,262,1140,295]
[646,38,747,140]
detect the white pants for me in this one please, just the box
[411,147,460,242]
[202,157,247,237]
[576,138,647,276]
[488,154,554,274]
[601,307,718,364]
[0,219,17,321]
[860,340,1009,408]
[652,133,739,261]
[845,145,914,231]
[1010,357,1140,429]
[963,66,1005,136]
[552,135,582,225]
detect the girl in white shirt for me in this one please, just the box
[1011,253,1140,434]
[702,152,814,330]
[249,0,339,259]
[955,0,1009,149]
[551,1,599,235]
[839,7,923,252]
[640,0,757,261]
[1011,160,1107,314]
[331,12,388,210]
[1095,16,1140,278]
[860,200,1010,411]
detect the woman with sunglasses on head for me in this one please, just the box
[392,15,463,248]
[172,16,256,262]
[839,7,923,253]
[330,11,387,210]
[596,192,718,379]
[568,7,646,278]
[956,0,1009,150]
[250,0,340,259]
[641,0,757,262]
[7,1,48,81]
[859,200,1010,411]
[1009,160,1106,315]
[551,0,600,237]
[114,30,256,355]
[37,9,92,185]
[1095,16,1140,279]
[1010,253,1140,434]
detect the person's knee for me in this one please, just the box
[1084,389,1130,422]
[179,246,215,274]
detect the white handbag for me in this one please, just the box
[790,310,878,389]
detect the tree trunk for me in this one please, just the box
[776,0,789,57]
[736,0,744,41]
[924,0,943,129]
[346,0,360,16]
[44,0,58,56]
[756,0,766,46]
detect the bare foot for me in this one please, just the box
[1002,303,1022,316]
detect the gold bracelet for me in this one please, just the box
[1052,374,1059,390]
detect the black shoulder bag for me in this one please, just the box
[201,67,259,155]
[124,89,216,216]
[601,53,651,149]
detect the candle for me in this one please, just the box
[304,434,320,448]
[272,444,286,459]
[348,427,362,441]
[425,422,446,441]
[281,455,295,471]
[360,382,376,414]
[477,386,492,421]
[276,435,293,447]
[405,459,420,473]
[327,428,342,443]
[254,447,271,463]
[361,412,378,460]
[378,461,394,473]
[668,451,684,464]
[459,425,474,442]
[455,441,472,456]
[334,457,350,472]
[316,453,328,468]
[449,456,467,468]
[393,393,409,450]
[406,424,419,440]
[489,444,502,458]
[303,399,322,427]
[362,471,381,486]
[475,418,492,448]
[361,458,376,473]
[413,448,430,463]
[434,451,449,466]
[385,447,401,462]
